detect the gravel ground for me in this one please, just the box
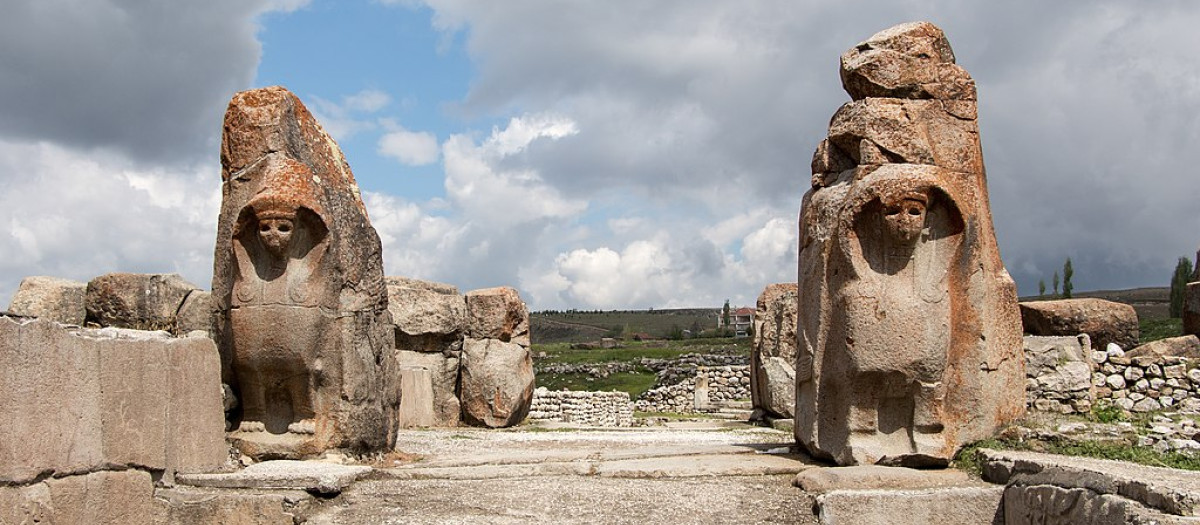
[308,475,817,525]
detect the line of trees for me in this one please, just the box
[1037,258,1074,299]
[1170,256,1195,318]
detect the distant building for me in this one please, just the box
[717,307,755,337]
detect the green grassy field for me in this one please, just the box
[531,308,723,344]
[533,337,750,397]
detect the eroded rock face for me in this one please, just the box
[387,276,465,354]
[212,86,399,459]
[465,287,530,346]
[751,283,799,419]
[1019,298,1139,352]
[6,276,87,325]
[459,337,534,428]
[85,273,200,332]
[796,22,1024,467]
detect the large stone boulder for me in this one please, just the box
[386,276,466,353]
[750,283,798,419]
[6,276,87,325]
[1019,298,1139,352]
[465,286,530,346]
[85,273,200,332]
[459,337,534,428]
[212,86,399,459]
[796,22,1024,467]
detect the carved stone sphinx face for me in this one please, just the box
[882,195,927,246]
[257,215,295,260]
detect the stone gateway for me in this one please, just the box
[212,86,400,459]
[795,22,1024,467]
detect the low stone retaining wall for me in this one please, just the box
[1025,333,1200,416]
[528,388,634,426]
[634,365,751,413]
[1093,352,1200,413]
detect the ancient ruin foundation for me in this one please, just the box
[796,22,1024,466]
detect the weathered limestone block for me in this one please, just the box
[1020,298,1139,351]
[397,367,437,428]
[1004,484,1190,525]
[465,286,530,346]
[6,275,87,325]
[0,317,102,483]
[460,337,534,428]
[751,283,798,418]
[176,290,212,335]
[797,22,1024,467]
[85,272,200,331]
[396,349,461,426]
[212,86,399,459]
[153,487,307,525]
[386,276,466,353]
[46,470,156,524]
[1127,335,1200,359]
[0,317,226,484]
[1024,335,1094,413]
[1,470,156,525]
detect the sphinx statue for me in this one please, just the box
[796,22,1024,467]
[212,87,399,459]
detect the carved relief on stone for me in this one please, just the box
[795,23,1024,467]
[212,87,399,459]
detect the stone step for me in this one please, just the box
[979,448,1200,520]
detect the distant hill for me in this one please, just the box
[530,308,720,344]
[532,287,1175,344]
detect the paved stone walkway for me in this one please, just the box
[309,421,820,524]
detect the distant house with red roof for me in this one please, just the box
[717,306,755,337]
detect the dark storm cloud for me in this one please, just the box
[420,0,1200,295]
[0,0,282,164]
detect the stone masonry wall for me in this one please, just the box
[0,316,227,522]
[634,365,752,414]
[528,388,634,427]
[1092,351,1200,413]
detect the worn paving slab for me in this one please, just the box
[306,474,817,525]
[795,465,982,493]
[816,486,1005,525]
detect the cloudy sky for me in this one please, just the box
[2,1,1198,311]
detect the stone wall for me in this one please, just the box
[528,388,634,427]
[1024,335,1094,414]
[0,315,227,522]
[634,365,752,414]
[1025,333,1200,416]
[1092,351,1200,413]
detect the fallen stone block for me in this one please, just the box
[177,460,371,495]
[979,448,1200,516]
